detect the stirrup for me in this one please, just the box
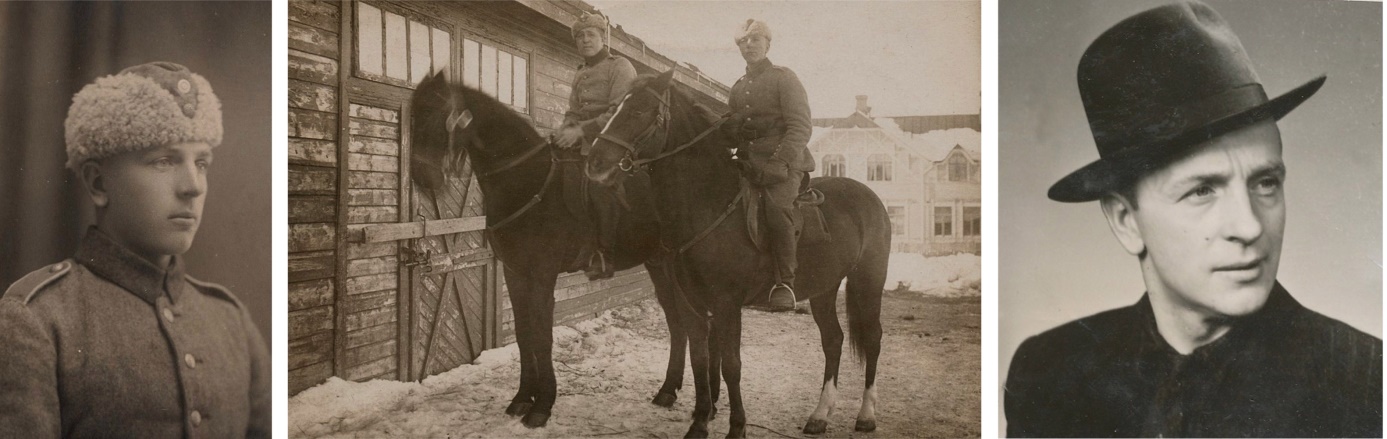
[768,283,797,310]
[585,250,614,280]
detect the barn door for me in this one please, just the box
[404,158,494,380]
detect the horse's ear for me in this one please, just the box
[653,70,676,91]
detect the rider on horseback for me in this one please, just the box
[555,11,637,281]
[727,19,814,312]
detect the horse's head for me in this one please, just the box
[409,70,476,192]
[586,70,677,187]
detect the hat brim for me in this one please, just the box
[1047,74,1326,202]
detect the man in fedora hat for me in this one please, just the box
[1004,2,1381,437]
[0,62,270,438]
[726,18,814,312]
[556,10,637,281]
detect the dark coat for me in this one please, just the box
[564,47,637,140]
[0,228,271,438]
[1005,283,1382,438]
[726,58,814,173]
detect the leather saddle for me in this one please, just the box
[741,178,831,252]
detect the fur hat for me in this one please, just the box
[65,61,223,170]
[572,11,608,39]
[735,19,772,43]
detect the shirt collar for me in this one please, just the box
[73,226,187,305]
[745,58,774,77]
[1136,281,1300,357]
[582,47,611,68]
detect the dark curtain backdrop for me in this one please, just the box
[0,2,272,341]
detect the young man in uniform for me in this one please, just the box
[0,62,271,438]
[1004,3,1381,437]
[555,11,638,280]
[726,19,814,312]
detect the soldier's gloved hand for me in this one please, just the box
[555,125,584,149]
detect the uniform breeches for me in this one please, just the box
[763,170,806,285]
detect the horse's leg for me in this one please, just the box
[503,271,537,417]
[522,278,560,428]
[845,252,886,433]
[713,302,746,438]
[803,292,844,434]
[648,262,686,407]
[707,320,721,420]
[683,306,714,438]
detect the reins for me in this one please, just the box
[443,105,577,233]
[594,86,741,256]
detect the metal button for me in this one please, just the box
[50,262,67,272]
[190,410,202,426]
[177,79,191,94]
[184,353,196,368]
[162,308,175,323]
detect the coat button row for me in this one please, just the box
[184,353,197,369]
[190,410,202,426]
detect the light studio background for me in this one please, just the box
[998,0,1382,429]
[0,1,272,340]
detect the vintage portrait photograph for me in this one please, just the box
[0,1,272,437]
[999,0,1381,437]
[286,0,980,437]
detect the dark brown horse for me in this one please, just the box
[409,71,696,428]
[586,71,891,438]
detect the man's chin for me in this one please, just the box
[1206,281,1275,317]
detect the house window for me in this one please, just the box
[867,154,892,181]
[887,206,906,236]
[934,206,953,237]
[461,38,528,111]
[356,3,451,86]
[948,152,969,182]
[823,154,846,177]
[963,206,980,236]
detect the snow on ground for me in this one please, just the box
[289,286,981,438]
[885,253,981,297]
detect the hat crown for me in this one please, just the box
[735,19,771,42]
[572,11,608,37]
[1079,1,1264,158]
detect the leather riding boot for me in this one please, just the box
[764,204,799,312]
[585,187,619,281]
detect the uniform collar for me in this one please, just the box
[73,226,187,305]
[1135,281,1300,358]
[744,58,774,77]
[582,47,611,68]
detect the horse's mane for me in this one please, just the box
[412,72,541,152]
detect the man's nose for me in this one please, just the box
[1221,186,1263,244]
[176,163,206,199]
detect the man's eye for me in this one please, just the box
[196,160,211,170]
[1253,177,1282,196]
[153,157,175,168]
[1188,185,1215,199]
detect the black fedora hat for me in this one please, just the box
[1048,1,1325,202]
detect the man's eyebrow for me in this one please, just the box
[1249,162,1286,178]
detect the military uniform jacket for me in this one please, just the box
[0,228,271,438]
[564,47,637,140]
[726,58,814,172]
[1005,282,1382,437]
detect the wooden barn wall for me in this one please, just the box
[287,0,342,395]
[338,102,403,382]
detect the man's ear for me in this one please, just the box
[80,161,108,208]
[1100,193,1145,256]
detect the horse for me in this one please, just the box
[409,70,696,428]
[585,70,892,438]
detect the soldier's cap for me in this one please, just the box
[735,19,772,43]
[572,11,608,39]
[1048,1,1323,202]
[65,61,223,171]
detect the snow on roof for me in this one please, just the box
[907,128,981,162]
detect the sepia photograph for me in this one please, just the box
[999,0,1381,437]
[286,0,980,437]
[0,1,272,437]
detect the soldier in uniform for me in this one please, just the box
[0,62,271,438]
[555,11,638,281]
[726,19,814,312]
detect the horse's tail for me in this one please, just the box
[843,181,890,363]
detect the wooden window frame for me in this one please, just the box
[456,33,532,114]
[934,206,953,237]
[867,154,892,182]
[354,1,455,89]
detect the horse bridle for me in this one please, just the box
[595,87,727,173]
[592,86,742,256]
[437,102,573,233]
